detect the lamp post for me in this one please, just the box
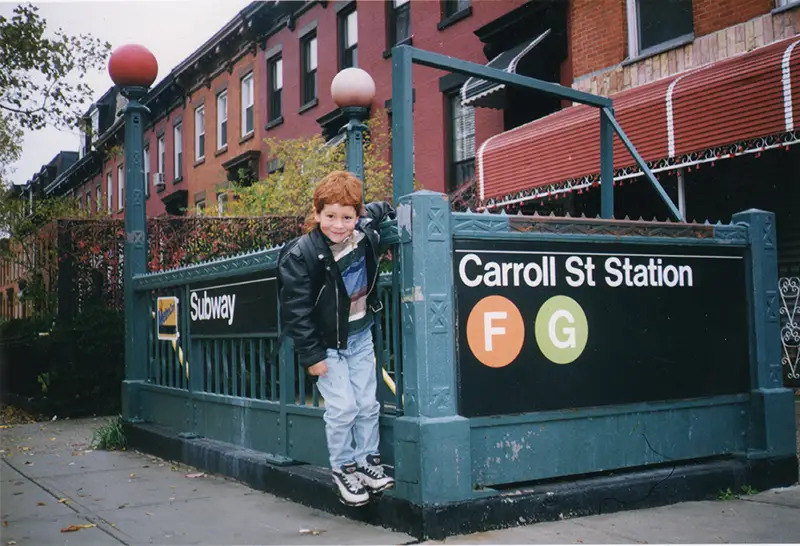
[108,44,158,421]
[331,67,376,198]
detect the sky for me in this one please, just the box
[2,0,255,186]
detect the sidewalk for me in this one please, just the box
[2,415,799,545]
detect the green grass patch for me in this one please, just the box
[90,416,127,450]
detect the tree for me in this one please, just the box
[0,184,87,317]
[0,3,111,184]
[227,110,395,218]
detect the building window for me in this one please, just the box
[217,91,227,149]
[173,123,182,180]
[301,33,318,106]
[195,105,205,161]
[442,0,469,19]
[217,192,228,215]
[775,0,800,7]
[268,56,282,122]
[96,182,101,210]
[447,92,475,192]
[627,0,693,57]
[86,191,92,213]
[388,0,411,48]
[195,199,206,215]
[143,147,150,198]
[106,172,113,212]
[241,72,254,136]
[117,164,124,210]
[339,8,358,69]
[157,134,165,177]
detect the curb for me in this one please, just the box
[125,421,798,540]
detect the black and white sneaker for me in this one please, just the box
[332,463,370,506]
[355,454,395,493]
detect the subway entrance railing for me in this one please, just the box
[116,43,797,534]
[128,221,403,467]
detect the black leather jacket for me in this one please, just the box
[278,201,394,367]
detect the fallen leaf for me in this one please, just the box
[37,502,46,506]
[185,472,205,478]
[118,504,127,509]
[2,521,7,526]
[50,437,56,441]
[60,524,96,533]
[0,425,11,429]
[8,540,17,545]
[19,447,29,452]
[129,473,136,478]
[58,498,70,504]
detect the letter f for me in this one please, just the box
[484,311,507,351]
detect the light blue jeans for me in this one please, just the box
[315,327,380,470]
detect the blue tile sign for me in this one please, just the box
[157,296,179,341]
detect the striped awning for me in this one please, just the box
[461,30,550,109]
[476,36,800,206]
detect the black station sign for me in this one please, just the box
[189,272,278,336]
[453,239,750,417]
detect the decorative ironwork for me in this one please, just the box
[482,130,800,209]
[452,210,749,243]
[779,276,800,386]
[134,246,283,290]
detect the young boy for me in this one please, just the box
[278,170,395,506]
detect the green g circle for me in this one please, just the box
[534,295,588,364]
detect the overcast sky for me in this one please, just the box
[2,0,254,186]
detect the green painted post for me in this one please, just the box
[600,108,614,219]
[342,106,369,194]
[393,191,472,505]
[120,85,151,422]
[391,46,414,202]
[732,209,797,459]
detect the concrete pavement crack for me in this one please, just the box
[2,458,131,545]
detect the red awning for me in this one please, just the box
[477,36,800,206]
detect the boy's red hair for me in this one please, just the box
[304,171,364,232]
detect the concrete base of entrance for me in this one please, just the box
[124,421,798,540]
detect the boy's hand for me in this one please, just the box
[307,361,328,377]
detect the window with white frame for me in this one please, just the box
[268,57,282,122]
[173,123,183,179]
[195,105,205,161]
[143,146,150,198]
[157,134,165,176]
[388,0,411,48]
[106,172,113,212]
[217,192,228,215]
[217,91,228,149]
[301,33,318,105]
[241,72,254,136]
[339,8,358,69]
[117,164,124,210]
[96,183,101,210]
[627,0,693,58]
[775,0,800,8]
[446,92,475,192]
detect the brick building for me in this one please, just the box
[10,0,800,308]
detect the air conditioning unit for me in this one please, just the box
[154,172,166,190]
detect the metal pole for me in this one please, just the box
[391,45,414,202]
[121,85,150,420]
[342,105,369,203]
[600,108,615,219]
[677,168,686,221]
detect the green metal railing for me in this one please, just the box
[131,224,403,463]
